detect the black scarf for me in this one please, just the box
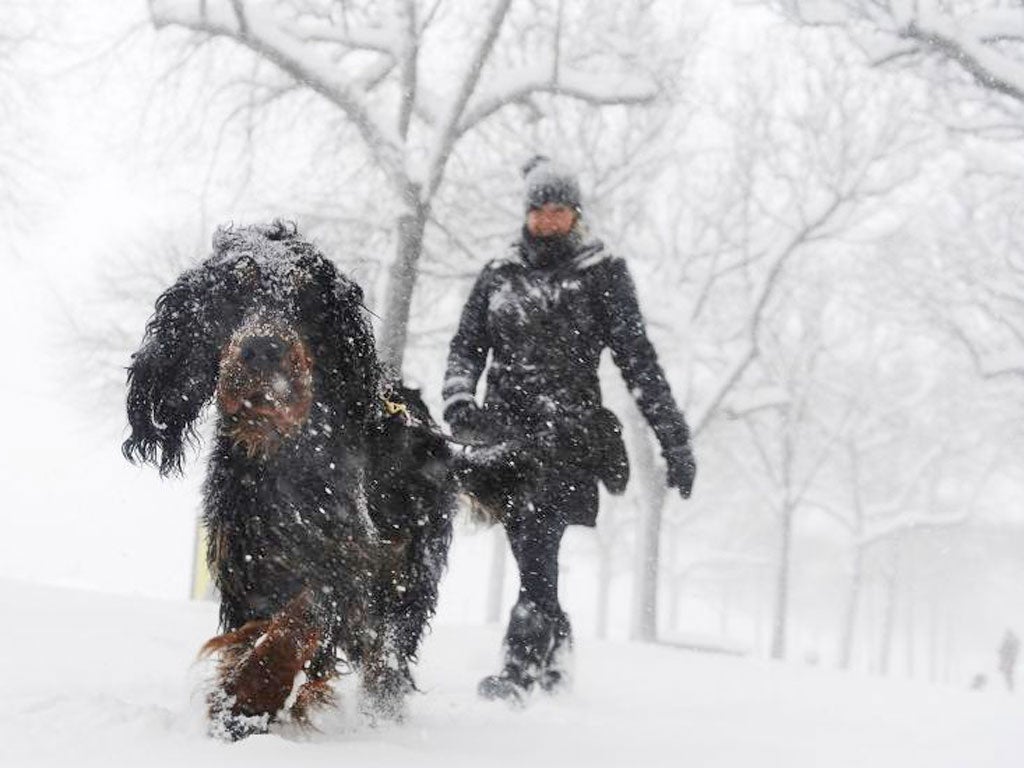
[520,226,580,269]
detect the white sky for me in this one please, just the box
[1,3,204,597]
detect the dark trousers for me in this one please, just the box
[496,491,573,682]
[505,505,566,613]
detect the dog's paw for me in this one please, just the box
[360,666,413,725]
[207,690,271,741]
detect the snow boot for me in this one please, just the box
[537,609,572,694]
[477,665,532,704]
[479,597,573,702]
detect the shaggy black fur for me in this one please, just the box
[123,221,455,738]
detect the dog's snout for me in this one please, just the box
[239,335,286,372]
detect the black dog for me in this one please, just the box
[123,222,456,738]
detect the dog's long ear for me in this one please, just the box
[123,267,220,475]
[304,255,382,436]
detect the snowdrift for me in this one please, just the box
[1,579,1019,767]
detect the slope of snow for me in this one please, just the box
[1,579,1019,768]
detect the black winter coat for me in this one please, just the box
[443,232,690,526]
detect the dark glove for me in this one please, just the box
[444,399,484,440]
[664,442,696,500]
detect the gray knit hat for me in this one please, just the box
[522,155,581,212]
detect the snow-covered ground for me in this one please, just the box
[1,579,1019,768]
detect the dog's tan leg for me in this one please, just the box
[200,589,326,739]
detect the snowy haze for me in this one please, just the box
[2,1,1023,765]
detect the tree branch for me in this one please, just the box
[285,18,397,55]
[456,65,658,138]
[782,1,1024,105]
[689,194,844,436]
[899,17,1024,103]
[858,509,969,548]
[396,0,417,141]
[945,316,1024,380]
[422,0,513,200]
[149,0,404,182]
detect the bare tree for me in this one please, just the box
[0,2,48,253]
[822,439,981,670]
[909,175,1024,381]
[733,291,858,660]
[770,3,1024,383]
[618,28,928,642]
[146,0,672,371]
[776,0,1024,108]
[779,253,1015,671]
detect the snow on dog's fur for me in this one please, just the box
[123,221,455,738]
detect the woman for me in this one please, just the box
[443,156,696,702]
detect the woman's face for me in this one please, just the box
[526,203,577,237]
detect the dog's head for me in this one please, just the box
[214,315,315,458]
[123,221,380,474]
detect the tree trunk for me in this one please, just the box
[669,578,682,635]
[629,410,668,642]
[379,184,427,373]
[484,526,507,624]
[665,518,681,635]
[595,536,613,640]
[754,583,766,655]
[941,611,954,684]
[837,544,863,670]
[878,541,902,677]
[928,596,940,684]
[904,577,916,679]
[902,534,918,679]
[770,504,794,660]
[718,583,732,640]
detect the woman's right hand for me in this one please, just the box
[444,400,485,439]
